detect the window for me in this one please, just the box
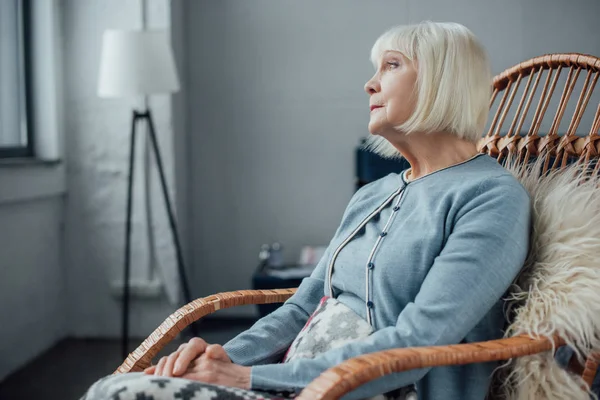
[0,0,32,158]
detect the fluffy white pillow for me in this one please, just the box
[497,157,600,400]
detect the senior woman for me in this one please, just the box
[82,21,531,400]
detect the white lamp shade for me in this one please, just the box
[97,30,180,98]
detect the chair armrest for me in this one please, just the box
[115,288,297,374]
[297,334,564,400]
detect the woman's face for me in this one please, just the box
[364,50,418,136]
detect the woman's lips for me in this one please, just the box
[370,105,383,112]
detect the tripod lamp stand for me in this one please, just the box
[97,29,195,359]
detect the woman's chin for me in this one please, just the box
[367,123,381,136]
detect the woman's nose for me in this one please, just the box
[364,77,380,95]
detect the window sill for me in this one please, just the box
[0,157,62,167]
[0,158,66,205]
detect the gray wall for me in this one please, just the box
[178,0,600,315]
[0,0,67,380]
[0,196,66,380]
[1,0,181,379]
[63,0,178,337]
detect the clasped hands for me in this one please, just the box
[144,337,251,390]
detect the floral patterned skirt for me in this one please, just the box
[80,372,296,400]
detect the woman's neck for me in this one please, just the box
[390,131,479,181]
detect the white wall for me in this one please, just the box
[63,0,179,337]
[178,0,600,315]
[0,196,66,380]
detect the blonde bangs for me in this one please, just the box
[369,26,417,69]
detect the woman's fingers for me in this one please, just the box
[143,365,156,375]
[205,344,231,362]
[154,356,168,376]
[158,342,188,376]
[161,351,182,377]
[174,337,208,376]
[145,337,209,376]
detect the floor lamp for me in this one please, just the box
[97,30,196,359]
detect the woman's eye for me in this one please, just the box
[386,61,400,69]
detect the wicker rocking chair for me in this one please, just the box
[115,53,600,400]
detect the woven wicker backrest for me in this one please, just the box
[478,53,600,173]
[480,53,600,394]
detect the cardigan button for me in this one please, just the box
[367,301,374,309]
[368,262,375,270]
[393,206,400,212]
[380,232,387,237]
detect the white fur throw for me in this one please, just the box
[497,157,600,400]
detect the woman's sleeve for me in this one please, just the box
[222,249,330,366]
[223,189,364,366]
[249,176,532,399]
